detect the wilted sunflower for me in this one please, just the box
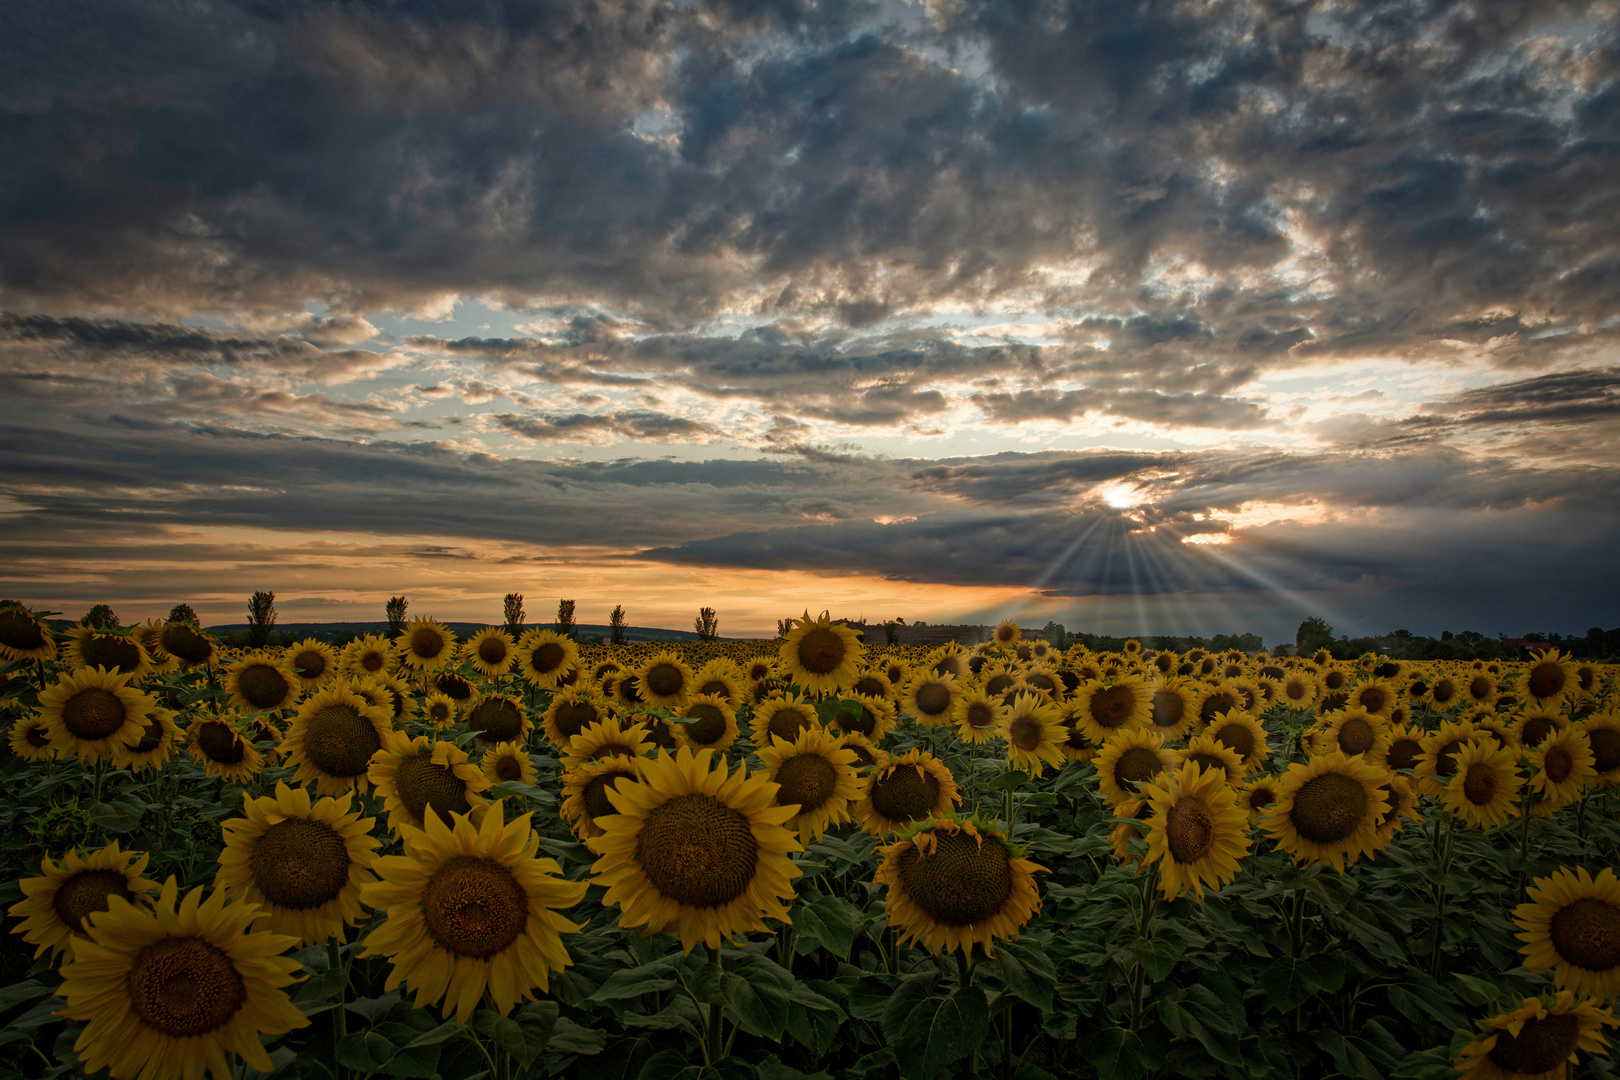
[1416,720,1485,798]
[344,634,395,680]
[560,757,642,839]
[1095,728,1176,809]
[1072,676,1152,744]
[1516,867,1620,1003]
[8,841,158,959]
[481,741,537,787]
[361,802,586,1023]
[827,694,897,743]
[953,687,1006,746]
[1319,706,1391,760]
[225,652,300,714]
[37,666,154,764]
[283,684,393,796]
[58,877,309,1080]
[369,731,492,835]
[515,629,579,690]
[62,625,150,679]
[999,692,1068,776]
[1529,726,1596,813]
[588,747,801,954]
[1442,740,1524,830]
[422,691,458,729]
[903,670,960,728]
[1513,706,1569,751]
[635,650,695,708]
[1263,751,1390,872]
[1371,774,1423,847]
[874,813,1044,957]
[1581,713,1620,788]
[755,693,819,745]
[692,657,745,706]
[216,782,379,946]
[187,716,264,784]
[1176,734,1246,785]
[394,617,455,673]
[158,619,218,667]
[466,691,531,746]
[562,716,655,769]
[1454,991,1616,1080]
[755,725,862,841]
[1204,709,1270,774]
[463,627,515,680]
[856,749,960,838]
[283,639,336,691]
[676,694,740,752]
[0,602,56,662]
[1147,677,1198,740]
[779,611,865,694]
[8,714,56,762]
[1520,648,1580,708]
[1139,762,1251,901]
[1237,775,1282,825]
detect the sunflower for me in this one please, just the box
[1581,713,1620,788]
[625,709,682,751]
[369,732,493,835]
[874,814,1044,957]
[928,645,969,681]
[856,749,960,838]
[466,691,531,746]
[778,611,865,695]
[560,757,643,839]
[353,672,418,726]
[851,669,896,704]
[1194,682,1247,728]
[481,741,537,787]
[978,661,1018,698]
[755,725,862,842]
[344,634,395,680]
[1262,751,1390,872]
[1019,667,1066,703]
[283,639,337,691]
[1371,774,1423,847]
[1319,667,1351,694]
[999,692,1068,776]
[1278,671,1318,710]
[1520,649,1580,708]
[1513,706,1570,751]
[463,627,515,680]
[1318,707,1391,760]
[1416,720,1485,798]
[692,658,745,706]
[1516,867,1620,1003]
[1463,671,1499,706]
[393,617,455,673]
[62,625,150,679]
[224,652,300,715]
[1454,991,1616,1080]
[990,620,1022,648]
[838,730,890,771]
[8,841,158,960]
[1095,728,1177,809]
[131,619,178,676]
[953,687,1006,746]
[158,619,218,667]
[1071,676,1152,744]
[676,694,740,752]
[1110,799,1153,866]
[1442,739,1525,830]
[1139,762,1251,901]
[903,670,960,728]
[8,714,56,762]
[1341,678,1397,718]
[361,802,586,1023]
[515,629,579,690]
[58,877,309,1080]
[1147,678,1198,740]
[187,716,264,784]
[0,602,56,662]
[1204,710,1271,774]
[536,689,603,748]
[1176,734,1246,785]
[1529,727,1597,812]
[1237,775,1282,825]
[588,747,801,954]
[1428,673,1464,710]
[630,650,692,709]
[827,694,897,744]
[755,693,819,745]
[422,692,458,729]
[215,782,379,946]
[428,671,476,706]
[562,716,655,770]
[1379,723,1426,772]
[37,667,154,764]
[282,684,393,796]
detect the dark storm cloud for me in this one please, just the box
[492,408,720,442]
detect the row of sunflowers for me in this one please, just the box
[0,602,1617,1080]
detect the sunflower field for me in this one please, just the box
[1,602,1619,1080]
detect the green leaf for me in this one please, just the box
[881,972,991,1080]
[1129,935,1186,981]
[990,939,1057,1012]
[343,991,400,1023]
[293,964,350,1005]
[0,981,49,1013]
[984,768,1034,792]
[399,1019,460,1050]
[548,1016,607,1056]
[720,953,796,1039]
[336,1030,397,1072]
[1257,955,1343,1013]
[1318,1029,1385,1080]
[589,961,680,1001]
[1089,1027,1147,1080]
[794,895,862,960]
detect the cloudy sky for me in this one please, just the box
[2,0,1618,640]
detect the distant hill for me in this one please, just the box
[199,621,727,643]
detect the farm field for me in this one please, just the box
[0,603,1617,1080]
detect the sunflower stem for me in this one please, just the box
[955,948,973,990]
[91,759,105,805]
[328,938,347,1078]
[704,944,726,1065]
